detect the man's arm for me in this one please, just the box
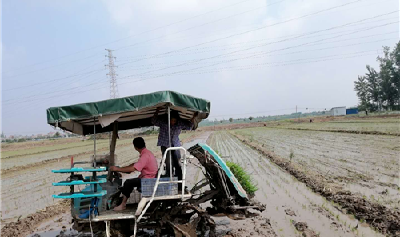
[110,164,136,173]
[151,108,163,127]
[179,112,198,130]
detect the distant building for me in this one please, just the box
[330,106,346,116]
[346,108,358,115]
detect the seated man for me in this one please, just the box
[109,137,158,211]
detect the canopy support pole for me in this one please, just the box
[93,117,97,164]
[168,106,172,181]
[107,122,118,181]
[109,122,118,166]
[93,117,97,192]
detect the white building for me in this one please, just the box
[330,106,346,116]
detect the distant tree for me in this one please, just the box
[355,41,400,111]
[0,132,4,138]
[354,76,369,111]
[249,116,254,121]
[229,118,233,123]
[392,41,400,109]
[365,65,381,111]
[54,132,61,138]
[377,46,397,110]
[17,138,26,142]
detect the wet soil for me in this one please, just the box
[282,127,400,136]
[184,132,277,237]
[198,114,400,135]
[231,132,400,236]
[232,127,400,209]
[0,138,149,224]
[208,131,384,237]
[0,132,199,236]
[1,200,70,237]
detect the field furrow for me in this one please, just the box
[208,131,383,237]
[232,127,400,209]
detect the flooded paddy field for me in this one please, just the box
[1,120,398,236]
[1,134,200,224]
[231,127,400,210]
[0,133,194,236]
[280,116,400,136]
[208,131,385,237]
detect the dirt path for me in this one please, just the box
[208,131,384,237]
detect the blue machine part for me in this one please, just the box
[198,143,248,199]
[53,178,107,186]
[53,190,106,199]
[52,167,106,173]
[73,183,105,213]
[78,197,100,219]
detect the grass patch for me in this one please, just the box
[226,161,258,196]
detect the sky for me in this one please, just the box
[1,0,399,136]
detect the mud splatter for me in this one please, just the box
[293,221,319,237]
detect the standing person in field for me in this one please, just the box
[109,137,158,211]
[152,108,197,182]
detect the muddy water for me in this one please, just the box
[209,131,384,237]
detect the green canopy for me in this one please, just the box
[47,91,210,135]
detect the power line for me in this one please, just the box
[115,47,387,80]
[117,0,373,66]
[2,52,103,79]
[3,29,395,106]
[115,16,397,59]
[115,18,398,81]
[115,31,397,72]
[2,10,396,108]
[3,70,106,109]
[3,19,396,105]
[1,0,375,83]
[4,44,387,108]
[2,0,261,74]
[208,108,297,118]
[3,60,106,92]
[163,51,385,76]
[114,0,286,52]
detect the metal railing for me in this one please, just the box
[133,146,189,237]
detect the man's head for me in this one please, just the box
[170,110,179,126]
[133,137,146,152]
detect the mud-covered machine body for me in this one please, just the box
[47,90,264,236]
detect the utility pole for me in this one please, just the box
[105,49,119,152]
[105,49,119,99]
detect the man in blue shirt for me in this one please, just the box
[152,108,197,182]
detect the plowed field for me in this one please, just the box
[208,131,384,237]
[231,128,400,210]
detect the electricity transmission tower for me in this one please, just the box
[105,49,119,99]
